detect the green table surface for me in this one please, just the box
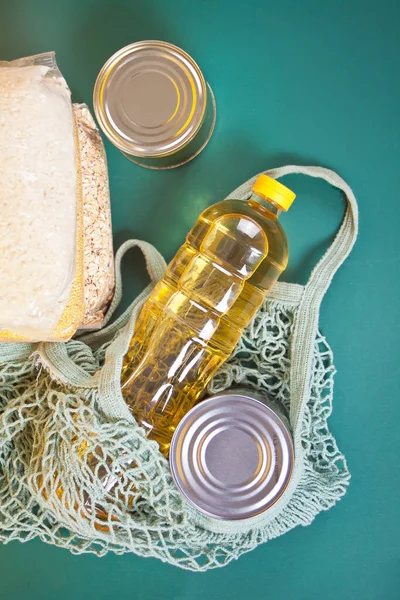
[1,1,399,598]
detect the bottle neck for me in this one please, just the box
[248,192,282,220]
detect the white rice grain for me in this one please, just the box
[0,65,77,338]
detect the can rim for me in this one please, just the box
[93,40,208,158]
[170,391,294,521]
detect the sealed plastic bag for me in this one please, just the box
[0,52,84,341]
[73,103,115,330]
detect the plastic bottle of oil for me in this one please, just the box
[121,174,296,455]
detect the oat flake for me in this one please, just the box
[74,104,114,329]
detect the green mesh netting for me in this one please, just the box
[0,166,358,571]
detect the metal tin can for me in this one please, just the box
[170,388,294,520]
[93,41,216,169]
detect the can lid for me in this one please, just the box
[93,41,207,157]
[170,390,294,520]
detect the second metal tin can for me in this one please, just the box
[93,41,216,169]
[170,389,294,521]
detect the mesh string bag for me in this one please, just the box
[0,166,358,571]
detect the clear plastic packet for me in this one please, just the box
[73,104,115,331]
[0,52,84,342]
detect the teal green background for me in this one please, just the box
[1,0,399,598]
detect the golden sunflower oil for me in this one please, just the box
[121,174,296,455]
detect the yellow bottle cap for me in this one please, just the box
[252,174,296,211]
